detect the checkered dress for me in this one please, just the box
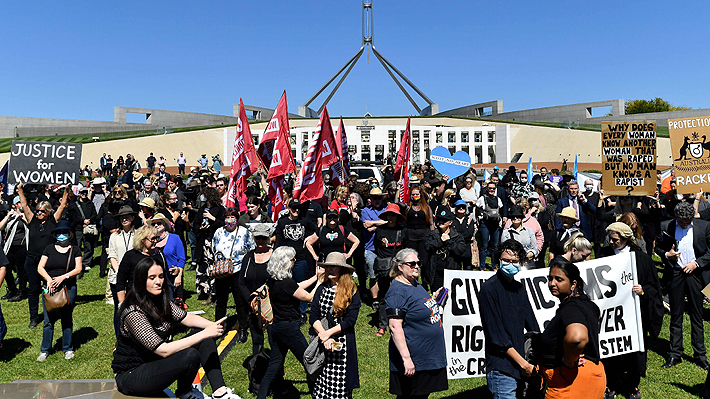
[312,287,350,399]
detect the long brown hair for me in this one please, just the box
[618,212,643,239]
[406,185,432,225]
[333,272,358,317]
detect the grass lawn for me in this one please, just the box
[0,249,708,398]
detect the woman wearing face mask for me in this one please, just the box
[597,223,662,399]
[550,232,593,267]
[148,214,186,308]
[115,225,165,305]
[404,186,434,288]
[212,208,254,343]
[535,261,606,399]
[36,220,82,361]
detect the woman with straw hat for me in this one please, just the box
[310,252,361,399]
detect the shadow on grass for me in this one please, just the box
[51,326,98,352]
[74,294,105,304]
[0,337,31,362]
[669,381,706,398]
[439,385,491,398]
[648,336,670,360]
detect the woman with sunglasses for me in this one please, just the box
[148,213,186,309]
[17,182,71,329]
[385,248,447,399]
[238,223,275,356]
[36,220,83,361]
[115,225,164,305]
[597,222,662,399]
[108,205,137,338]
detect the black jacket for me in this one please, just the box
[656,218,710,286]
[423,228,468,282]
[67,199,98,230]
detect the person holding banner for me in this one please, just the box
[655,202,710,371]
[386,248,447,398]
[536,261,606,399]
[17,182,71,329]
[479,239,539,399]
[598,222,662,399]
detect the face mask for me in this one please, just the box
[411,194,421,202]
[168,202,179,209]
[57,233,70,243]
[585,186,593,193]
[500,261,521,278]
[225,220,237,228]
[200,194,206,202]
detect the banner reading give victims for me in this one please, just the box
[443,252,644,379]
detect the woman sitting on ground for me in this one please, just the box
[112,258,241,399]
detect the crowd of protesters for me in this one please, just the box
[0,150,703,399]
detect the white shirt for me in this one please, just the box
[614,245,631,255]
[675,223,696,268]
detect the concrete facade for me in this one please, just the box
[0,116,141,139]
[114,107,238,126]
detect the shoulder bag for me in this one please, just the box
[250,283,274,329]
[76,203,99,235]
[304,316,330,376]
[43,246,73,312]
[208,230,239,278]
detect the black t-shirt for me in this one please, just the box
[267,278,301,322]
[42,244,81,283]
[116,249,165,294]
[146,156,156,167]
[275,217,314,262]
[537,295,601,368]
[28,217,57,257]
[374,225,406,259]
[304,201,323,228]
[318,225,350,259]
[406,208,429,230]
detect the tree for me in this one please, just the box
[625,98,692,114]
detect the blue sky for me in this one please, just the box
[2,0,709,121]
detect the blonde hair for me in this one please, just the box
[133,225,158,251]
[37,201,53,212]
[334,185,349,203]
[563,231,592,254]
[442,188,457,207]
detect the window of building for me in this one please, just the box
[375,145,385,162]
[362,131,370,142]
[436,132,443,143]
[461,131,469,143]
[448,132,456,143]
[290,134,297,146]
[252,134,259,146]
[488,132,496,142]
[474,131,482,143]
[423,130,430,139]
[348,145,357,158]
[413,130,420,139]
[361,145,371,161]
[475,147,483,164]
[462,145,469,156]
[388,130,397,153]
[448,146,457,155]
[488,146,496,163]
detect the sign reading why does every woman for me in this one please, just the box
[442,252,644,379]
[669,116,710,194]
[9,141,83,185]
[601,121,656,196]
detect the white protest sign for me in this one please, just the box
[443,252,644,379]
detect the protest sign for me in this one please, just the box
[430,146,471,179]
[9,141,83,185]
[601,121,656,196]
[443,252,644,379]
[668,116,710,194]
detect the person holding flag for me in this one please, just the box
[329,117,350,188]
[226,99,259,211]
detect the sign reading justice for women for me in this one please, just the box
[601,121,656,196]
[443,252,644,379]
[9,141,83,185]
[669,116,710,194]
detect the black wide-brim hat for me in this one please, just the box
[51,220,73,234]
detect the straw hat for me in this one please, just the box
[317,252,355,271]
[556,206,579,222]
[138,198,156,209]
[146,213,172,228]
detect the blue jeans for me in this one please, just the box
[292,260,309,315]
[364,250,377,279]
[486,370,521,399]
[41,284,78,353]
[479,222,500,270]
[257,320,308,399]
[0,301,6,345]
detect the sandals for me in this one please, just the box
[376,327,386,337]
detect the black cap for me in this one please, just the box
[430,177,444,187]
[326,208,339,218]
[509,205,525,219]
[435,208,455,222]
[288,199,301,209]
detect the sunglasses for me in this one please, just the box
[403,261,422,268]
[36,209,48,214]
[147,237,160,243]
[119,216,132,221]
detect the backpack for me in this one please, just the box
[482,195,501,224]
[243,347,283,395]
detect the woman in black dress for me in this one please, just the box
[305,209,360,261]
[403,186,434,288]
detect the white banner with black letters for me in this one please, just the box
[443,252,644,379]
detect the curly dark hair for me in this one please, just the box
[201,186,221,206]
[496,239,526,264]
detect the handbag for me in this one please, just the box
[304,317,330,376]
[207,231,239,279]
[43,246,72,312]
[251,284,274,329]
[76,203,98,235]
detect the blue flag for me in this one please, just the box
[527,158,533,183]
[573,155,578,181]
[0,160,7,194]
[484,169,491,181]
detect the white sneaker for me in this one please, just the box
[106,299,115,306]
[64,350,75,360]
[37,352,49,362]
[177,387,211,399]
[212,387,242,399]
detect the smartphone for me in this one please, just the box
[332,341,343,351]
[436,288,449,305]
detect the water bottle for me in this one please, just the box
[202,207,210,228]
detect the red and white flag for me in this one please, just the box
[258,91,295,180]
[293,106,338,201]
[226,98,259,208]
[394,116,412,202]
[330,117,349,187]
[268,177,286,222]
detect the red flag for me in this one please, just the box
[226,98,259,208]
[258,91,295,179]
[330,117,349,187]
[268,176,286,222]
[394,116,412,202]
[293,106,338,201]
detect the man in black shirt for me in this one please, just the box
[479,239,539,398]
[69,187,99,277]
[274,199,315,322]
[146,153,157,175]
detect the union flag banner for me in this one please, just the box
[394,116,412,202]
[330,117,349,187]
[226,98,259,207]
[258,91,295,179]
[268,176,286,222]
[293,106,338,201]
